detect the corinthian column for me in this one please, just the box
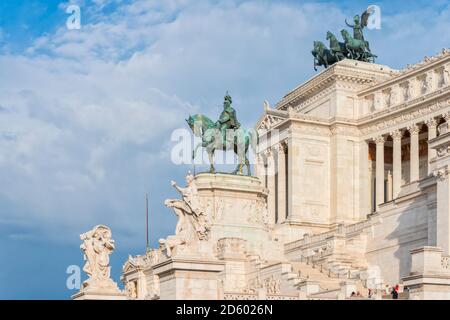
[391,130,403,199]
[408,124,421,182]
[266,148,276,224]
[426,119,438,175]
[374,135,385,210]
[277,143,287,223]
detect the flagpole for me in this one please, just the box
[146,193,149,253]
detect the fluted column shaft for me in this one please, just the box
[427,119,438,175]
[391,130,403,199]
[409,125,420,182]
[374,136,385,210]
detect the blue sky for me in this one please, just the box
[1,0,450,299]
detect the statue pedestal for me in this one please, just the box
[72,280,126,300]
[72,290,127,300]
[402,246,450,300]
[142,173,286,300]
[153,256,225,300]
[120,172,291,300]
[194,173,283,260]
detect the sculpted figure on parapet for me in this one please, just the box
[79,225,116,289]
[162,171,210,257]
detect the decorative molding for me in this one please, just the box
[330,124,359,137]
[278,141,288,153]
[373,135,386,145]
[408,124,421,135]
[444,112,450,123]
[275,60,393,111]
[426,118,438,128]
[296,123,331,137]
[256,114,286,133]
[390,129,403,141]
[360,99,450,136]
[433,167,450,181]
[436,145,450,158]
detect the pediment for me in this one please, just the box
[256,113,286,133]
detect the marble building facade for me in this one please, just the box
[73,50,450,300]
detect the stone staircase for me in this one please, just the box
[291,261,342,291]
[280,260,369,299]
[246,253,370,300]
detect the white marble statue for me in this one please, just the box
[80,225,116,289]
[165,171,210,241]
[125,281,137,299]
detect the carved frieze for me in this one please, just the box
[360,99,450,136]
[216,238,247,260]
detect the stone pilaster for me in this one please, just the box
[434,167,450,254]
[429,123,450,255]
[277,143,287,223]
[359,140,371,217]
[266,148,276,224]
[287,135,301,222]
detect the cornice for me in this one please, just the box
[358,48,450,96]
[275,60,392,111]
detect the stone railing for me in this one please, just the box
[223,292,299,300]
[284,229,337,252]
[345,219,374,235]
[223,293,257,300]
[266,294,299,300]
[285,218,374,253]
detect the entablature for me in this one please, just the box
[275,60,393,112]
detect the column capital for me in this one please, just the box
[433,167,450,182]
[278,141,288,153]
[390,130,403,141]
[444,112,450,123]
[426,118,438,128]
[373,135,386,145]
[407,124,421,135]
[265,148,273,158]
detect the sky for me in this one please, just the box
[1,0,450,299]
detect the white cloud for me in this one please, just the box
[1,0,450,247]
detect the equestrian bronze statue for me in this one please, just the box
[186,93,258,176]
